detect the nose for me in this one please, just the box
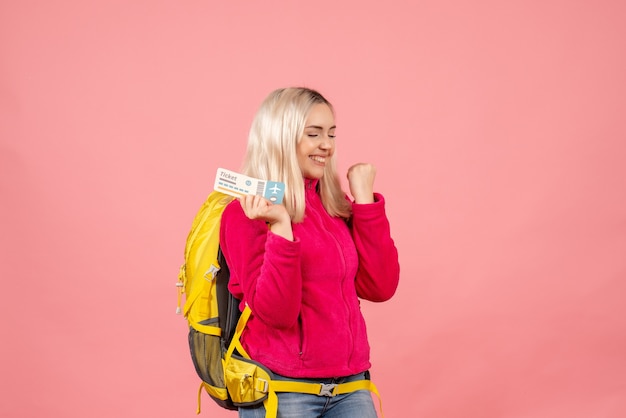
[319,135,332,150]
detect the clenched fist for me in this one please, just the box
[347,163,376,204]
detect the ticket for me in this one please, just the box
[213,167,285,204]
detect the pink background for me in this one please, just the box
[1,1,625,417]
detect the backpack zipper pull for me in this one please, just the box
[176,265,186,315]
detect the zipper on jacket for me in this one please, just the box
[302,186,356,365]
[314,191,356,364]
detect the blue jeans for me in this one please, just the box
[238,372,378,418]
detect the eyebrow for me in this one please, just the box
[305,125,336,130]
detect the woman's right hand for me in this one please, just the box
[239,195,293,240]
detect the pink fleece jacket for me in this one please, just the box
[219,180,400,378]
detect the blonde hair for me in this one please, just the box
[241,87,351,223]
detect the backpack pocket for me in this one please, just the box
[224,353,273,407]
[188,326,236,410]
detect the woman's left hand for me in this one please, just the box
[347,163,376,204]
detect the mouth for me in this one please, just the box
[309,155,326,164]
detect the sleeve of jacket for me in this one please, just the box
[219,200,303,329]
[350,193,400,302]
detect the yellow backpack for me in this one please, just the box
[177,191,383,417]
[177,191,278,414]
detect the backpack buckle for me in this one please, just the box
[318,383,338,397]
[255,378,269,394]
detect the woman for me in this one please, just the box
[219,87,400,418]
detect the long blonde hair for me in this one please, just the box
[241,87,351,223]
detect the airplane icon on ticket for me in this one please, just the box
[265,181,285,203]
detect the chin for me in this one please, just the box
[301,167,324,179]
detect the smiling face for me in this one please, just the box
[296,103,336,180]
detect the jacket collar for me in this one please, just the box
[304,178,319,191]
